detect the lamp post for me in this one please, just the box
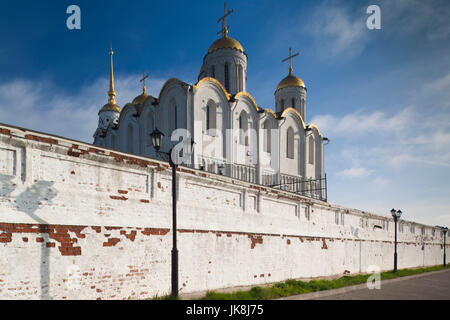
[391,208,403,272]
[436,226,448,266]
[150,128,195,297]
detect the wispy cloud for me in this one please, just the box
[337,167,374,178]
[311,107,412,137]
[383,0,450,41]
[0,75,167,143]
[304,1,368,58]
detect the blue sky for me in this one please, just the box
[0,0,449,227]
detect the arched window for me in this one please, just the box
[206,101,217,131]
[281,99,285,110]
[211,65,215,78]
[126,124,133,154]
[308,135,315,164]
[292,98,296,108]
[224,63,230,92]
[147,113,154,133]
[239,111,248,146]
[238,65,243,92]
[263,120,271,153]
[286,127,294,159]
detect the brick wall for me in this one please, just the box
[0,123,446,299]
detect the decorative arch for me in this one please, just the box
[234,92,260,112]
[280,107,307,129]
[193,77,231,100]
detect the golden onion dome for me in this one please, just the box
[132,91,149,105]
[208,36,244,54]
[99,102,121,113]
[276,74,306,92]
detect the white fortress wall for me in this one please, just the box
[0,123,446,299]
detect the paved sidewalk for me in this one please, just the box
[280,269,450,300]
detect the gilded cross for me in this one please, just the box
[217,3,234,37]
[282,48,299,75]
[140,70,149,93]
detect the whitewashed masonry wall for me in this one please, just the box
[0,123,446,300]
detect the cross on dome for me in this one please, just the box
[140,70,149,94]
[217,3,234,38]
[282,47,299,75]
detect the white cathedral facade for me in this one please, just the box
[93,5,327,200]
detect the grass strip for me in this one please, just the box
[201,264,450,300]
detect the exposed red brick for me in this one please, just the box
[122,231,137,242]
[141,228,170,236]
[91,226,101,233]
[321,238,328,250]
[140,199,150,203]
[248,234,263,249]
[287,239,291,245]
[46,242,55,248]
[67,149,81,157]
[0,128,11,135]
[88,147,105,154]
[110,195,128,201]
[24,134,58,145]
[117,190,128,194]
[103,238,121,247]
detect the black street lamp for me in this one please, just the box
[436,226,448,266]
[391,208,403,272]
[150,128,194,297]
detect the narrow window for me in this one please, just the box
[281,99,285,110]
[238,65,243,92]
[292,98,295,108]
[239,111,248,146]
[286,127,294,159]
[126,124,133,154]
[211,65,215,78]
[304,206,310,221]
[168,101,177,135]
[308,135,315,164]
[206,102,216,131]
[224,63,230,92]
[263,120,271,153]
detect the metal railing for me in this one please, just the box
[270,174,327,202]
[231,163,257,184]
[194,157,327,201]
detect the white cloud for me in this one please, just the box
[383,0,450,42]
[311,107,412,137]
[304,2,367,58]
[0,75,167,143]
[337,167,374,178]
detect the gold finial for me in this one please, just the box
[217,3,234,38]
[108,42,116,105]
[282,47,299,75]
[140,70,149,94]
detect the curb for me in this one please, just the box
[275,268,450,300]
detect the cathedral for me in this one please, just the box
[93,4,327,201]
